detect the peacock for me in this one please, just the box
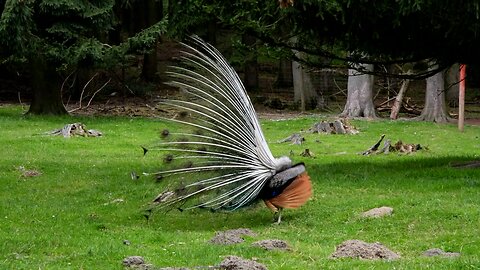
[144,35,312,223]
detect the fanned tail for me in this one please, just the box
[145,35,285,211]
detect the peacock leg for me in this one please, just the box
[273,208,283,224]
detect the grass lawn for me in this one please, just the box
[1,104,480,269]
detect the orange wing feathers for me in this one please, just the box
[265,172,312,210]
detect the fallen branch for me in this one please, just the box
[390,74,411,119]
[278,133,305,145]
[377,97,396,108]
[68,73,111,113]
[362,134,385,155]
[361,135,424,155]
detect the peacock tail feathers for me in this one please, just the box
[144,35,292,212]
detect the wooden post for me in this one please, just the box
[458,64,466,132]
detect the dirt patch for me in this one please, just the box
[331,240,400,260]
[422,248,460,258]
[17,166,42,178]
[252,239,290,251]
[157,267,191,270]
[361,206,394,218]
[122,256,153,269]
[219,255,267,270]
[209,228,257,245]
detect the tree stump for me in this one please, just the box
[308,119,359,134]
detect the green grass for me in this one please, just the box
[1,104,480,269]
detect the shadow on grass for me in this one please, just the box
[140,155,480,232]
[307,155,479,182]
[143,203,290,232]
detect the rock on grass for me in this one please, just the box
[331,240,400,260]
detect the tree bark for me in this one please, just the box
[292,60,317,111]
[445,63,459,107]
[414,66,452,122]
[291,36,318,111]
[27,56,68,115]
[340,64,376,118]
[275,58,293,87]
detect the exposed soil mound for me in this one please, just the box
[17,166,42,178]
[331,240,400,260]
[422,248,460,258]
[252,239,290,251]
[158,267,191,270]
[122,256,153,269]
[209,228,257,245]
[123,256,145,267]
[219,255,267,270]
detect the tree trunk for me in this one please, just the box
[142,44,158,82]
[275,58,293,87]
[445,63,459,107]
[242,33,258,91]
[27,56,68,115]
[340,64,376,118]
[140,0,160,82]
[291,36,318,111]
[414,67,452,122]
[292,60,317,111]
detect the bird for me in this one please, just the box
[144,35,312,223]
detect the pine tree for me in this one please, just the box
[0,0,167,115]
